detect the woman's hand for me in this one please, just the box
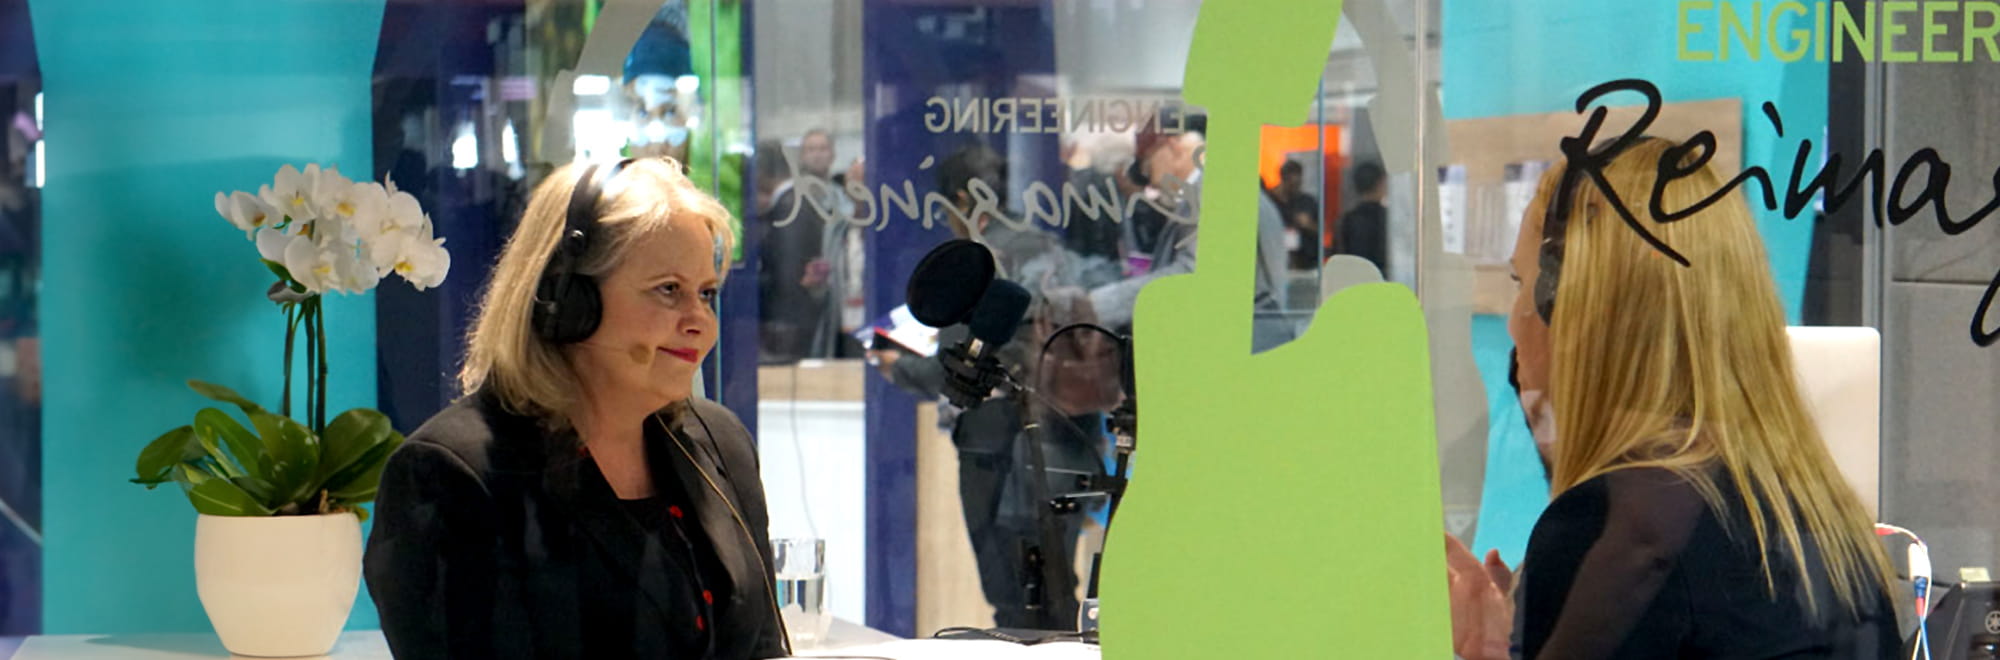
[1445,533,1514,660]
[868,348,902,379]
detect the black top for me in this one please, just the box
[1279,192,1320,271]
[1514,467,1901,659]
[364,389,789,659]
[614,469,735,646]
[1335,200,1387,274]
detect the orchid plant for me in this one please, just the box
[131,164,451,518]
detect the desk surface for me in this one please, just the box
[0,622,1098,659]
[2,619,915,660]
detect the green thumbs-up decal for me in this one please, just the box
[1098,2,1453,657]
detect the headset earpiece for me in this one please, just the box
[532,159,632,344]
[1531,135,1666,325]
[1533,201,1568,325]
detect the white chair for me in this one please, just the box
[1786,326,1882,519]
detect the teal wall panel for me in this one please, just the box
[31,0,386,634]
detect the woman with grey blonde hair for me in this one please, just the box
[365,158,790,659]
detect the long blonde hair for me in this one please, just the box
[1538,137,1893,616]
[458,158,735,426]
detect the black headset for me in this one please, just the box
[1533,136,1665,324]
[533,159,634,344]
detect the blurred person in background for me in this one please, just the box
[1334,160,1388,275]
[757,129,837,362]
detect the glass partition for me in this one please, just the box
[8,0,2000,653]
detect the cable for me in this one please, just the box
[930,626,1096,646]
[1877,523,1931,660]
[1011,377,1107,452]
[788,363,820,541]
[1908,615,1931,660]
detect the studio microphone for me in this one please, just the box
[904,239,1031,408]
[939,280,1031,409]
[907,239,997,327]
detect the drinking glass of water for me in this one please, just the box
[772,538,830,649]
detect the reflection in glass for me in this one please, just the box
[0,11,39,634]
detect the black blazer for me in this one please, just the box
[363,389,791,659]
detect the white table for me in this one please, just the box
[1,620,1095,660]
[4,619,903,659]
[9,630,391,659]
[790,639,1099,660]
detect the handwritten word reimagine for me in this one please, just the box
[1558,78,2000,347]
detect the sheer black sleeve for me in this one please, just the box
[1522,468,1707,659]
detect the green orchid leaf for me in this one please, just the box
[246,413,283,478]
[258,413,320,504]
[191,421,244,480]
[316,408,394,490]
[194,408,265,480]
[187,380,266,417]
[133,425,197,487]
[229,474,279,506]
[325,434,401,503]
[180,465,273,516]
[262,258,294,283]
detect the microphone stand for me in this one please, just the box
[1080,398,1135,603]
[955,321,1131,634]
[1014,377,1135,632]
[1018,392,1083,632]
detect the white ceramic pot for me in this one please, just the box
[194,512,362,658]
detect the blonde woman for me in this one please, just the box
[1447,137,1901,659]
[364,159,789,659]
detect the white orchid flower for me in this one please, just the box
[284,235,337,294]
[313,166,356,219]
[273,198,313,240]
[405,237,451,290]
[262,164,323,223]
[373,229,451,290]
[380,189,427,238]
[310,207,363,252]
[238,166,441,296]
[333,245,381,293]
[283,235,375,295]
[214,191,278,240]
[256,226,299,264]
[325,181,390,241]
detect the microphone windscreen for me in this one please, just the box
[968,280,1031,347]
[907,239,996,328]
